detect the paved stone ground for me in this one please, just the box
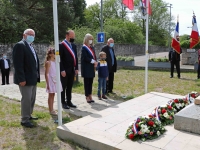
[57,92,200,150]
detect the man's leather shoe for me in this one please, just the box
[67,103,77,108]
[21,122,35,128]
[30,116,38,120]
[62,104,70,109]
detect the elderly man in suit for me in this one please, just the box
[101,38,117,94]
[0,53,11,85]
[59,30,78,109]
[12,29,40,128]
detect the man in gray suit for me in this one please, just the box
[12,29,40,128]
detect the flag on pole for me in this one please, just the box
[171,17,181,54]
[140,0,152,15]
[122,0,134,10]
[190,13,200,49]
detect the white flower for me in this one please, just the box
[162,127,165,130]
[174,108,177,112]
[146,130,150,133]
[175,104,180,109]
[182,103,185,107]
[141,124,148,133]
[163,112,169,118]
[153,125,156,127]
[157,131,160,136]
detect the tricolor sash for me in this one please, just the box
[62,40,76,66]
[83,44,96,60]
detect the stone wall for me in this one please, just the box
[0,43,169,65]
[181,49,198,65]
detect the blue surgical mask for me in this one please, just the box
[3,56,7,59]
[110,43,114,47]
[26,35,34,43]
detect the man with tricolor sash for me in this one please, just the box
[59,30,78,109]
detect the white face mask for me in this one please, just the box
[89,40,93,44]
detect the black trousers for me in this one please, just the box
[1,69,10,84]
[198,64,200,78]
[83,78,93,97]
[60,73,74,105]
[170,61,180,77]
[106,72,114,93]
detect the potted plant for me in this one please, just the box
[148,57,170,68]
[117,56,135,67]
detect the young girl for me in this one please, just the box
[44,47,62,120]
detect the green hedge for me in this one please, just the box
[116,56,134,61]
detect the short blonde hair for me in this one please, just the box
[99,51,106,57]
[83,33,94,46]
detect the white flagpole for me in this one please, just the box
[52,0,62,125]
[145,0,149,93]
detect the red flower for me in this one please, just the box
[138,131,142,135]
[167,105,172,110]
[161,109,166,114]
[174,99,179,103]
[149,114,153,118]
[137,119,140,123]
[148,120,154,126]
[136,123,139,128]
[129,134,134,139]
[150,131,154,135]
[191,93,196,98]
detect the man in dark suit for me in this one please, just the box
[59,30,78,109]
[12,29,40,128]
[169,36,182,79]
[0,53,11,85]
[101,38,117,94]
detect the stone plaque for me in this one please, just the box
[187,49,196,53]
[174,104,200,134]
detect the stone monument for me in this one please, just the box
[174,96,200,134]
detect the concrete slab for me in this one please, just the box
[174,103,200,134]
[57,92,200,150]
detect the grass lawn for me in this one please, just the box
[38,69,200,101]
[0,97,86,150]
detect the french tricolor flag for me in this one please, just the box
[190,14,200,49]
[171,19,181,54]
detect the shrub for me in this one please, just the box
[149,57,169,62]
[116,56,134,61]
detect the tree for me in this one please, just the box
[0,0,86,43]
[132,0,175,46]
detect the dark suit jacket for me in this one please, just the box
[59,42,78,74]
[12,40,40,85]
[169,48,182,62]
[81,46,96,78]
[101,45,117,73]
[0,58,11,71]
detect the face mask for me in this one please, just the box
[3,56,7,59]
[69,38,75,43]
[89,40,93,44]
[26,35,34,43]
[110,43,114,47]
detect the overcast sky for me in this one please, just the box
[85,0,200,36]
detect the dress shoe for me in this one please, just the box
[1,84,5,85]
[67,103,77,108]
[30,116,38,120]
[90,100,95,102]
[98,96,102,100]
[62,104,70,109]
[21,122,35,128]
[102,95,108,99]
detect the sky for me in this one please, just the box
[85,0,200,36]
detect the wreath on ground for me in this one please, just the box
[126,92,199,141]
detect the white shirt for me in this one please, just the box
[3,59,9,69]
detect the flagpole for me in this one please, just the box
[52,0,62,125]
[145,0,149,93]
